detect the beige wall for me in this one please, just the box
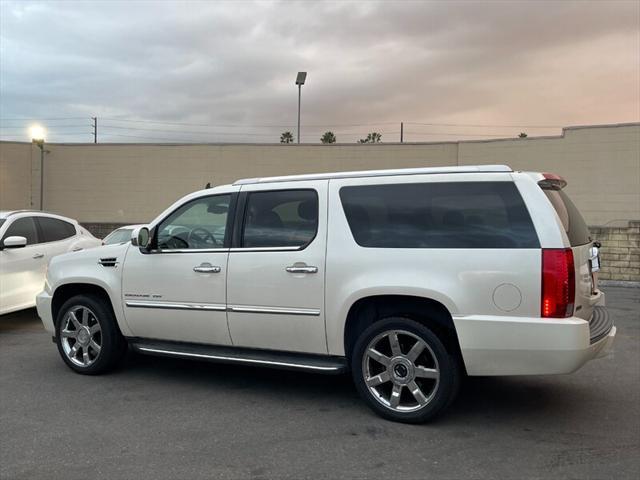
[0,141,32,211]
[0,123,638,225]
[458,124,640,226]
[26,141,459,223]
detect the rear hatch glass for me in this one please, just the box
[542,188,591,246]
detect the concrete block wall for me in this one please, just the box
[591,221,640,282]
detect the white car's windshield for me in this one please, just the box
[103,228,133,245]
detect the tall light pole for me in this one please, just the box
[295,72,307,144]
[30,125,47,210]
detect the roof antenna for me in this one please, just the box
[205,182,211,189]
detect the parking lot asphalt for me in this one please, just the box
[1,286,638,480]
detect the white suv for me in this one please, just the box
[0,211,101,315]
[36,165,615,423]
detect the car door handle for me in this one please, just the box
[32,253,45,259]
[72,247,83,252]
[285,265,318,274]
[193,263,221,273]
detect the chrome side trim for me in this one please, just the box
[150,246,304,253]
[125,301,319,316]
[228,305,321,316]
[229,246,301,252]
[125,301,227,312]
[136,346,342,372]
[150,248,229,254]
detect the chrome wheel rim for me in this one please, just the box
[60,306,102,367]
[362,329,440,413]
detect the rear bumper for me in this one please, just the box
[36,290,55,335]
[454,307,615,376]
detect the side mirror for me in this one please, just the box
[1,236,28,250]
[131,227,150,249]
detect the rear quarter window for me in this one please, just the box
[37,217,77,242]
[340,181,539,249]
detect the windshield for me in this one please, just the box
[103,228,133,245]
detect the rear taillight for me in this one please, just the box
[541,248,575,318]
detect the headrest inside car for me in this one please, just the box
[208,204,228,214]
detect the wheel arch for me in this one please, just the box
[52,283,123,335]
[343,294,463,365]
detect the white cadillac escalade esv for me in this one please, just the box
[36,165,615,423]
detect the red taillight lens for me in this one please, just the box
[541,248,575,318]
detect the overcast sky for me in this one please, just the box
[0,0,638,144]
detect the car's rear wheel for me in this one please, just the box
[55,294,127,374]
[351,317,460,423]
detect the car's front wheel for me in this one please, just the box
[55,294,126,374]
[351,317,460,423]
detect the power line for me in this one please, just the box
[0,125,90,131]
[0,117,88,121]
[406,122,562,128]
[100,117,400,128]
[405,131,519,137]
[0,115,564,130]
[99,125,404,137]
[101,126,291,137]
[94,117,565,129]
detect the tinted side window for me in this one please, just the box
[37,217,76,242]
[157,194,231,249]
[2,217,39,245]
[542,188,591,246]
[340,182,539,248]
[242,190,318,248]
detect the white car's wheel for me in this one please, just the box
[351,317,460,423]
[55,295,127,374]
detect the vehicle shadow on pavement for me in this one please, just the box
[446,375,587,424]
[0,310,599,425]
[0,308,43,333]
[123,350,588,425]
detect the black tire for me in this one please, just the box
[351,317,460,424]
[55,294,127,375]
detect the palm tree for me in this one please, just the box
[358,132,382,143]
[320,131,336,144]
[280,131,294,144]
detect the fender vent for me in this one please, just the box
[98,257,118,267]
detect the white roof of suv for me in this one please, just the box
[234,164,512,185]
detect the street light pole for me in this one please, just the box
[295,72,307,144]
[297,84,301,144]
[30,125,47,210]
[33,139,45,210]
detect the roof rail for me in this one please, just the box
[233,165,512,185]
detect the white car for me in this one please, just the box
[102,225,145,246]
[0,211,101,315]
[36,165,614,423]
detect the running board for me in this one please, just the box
[129,339,347,375]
